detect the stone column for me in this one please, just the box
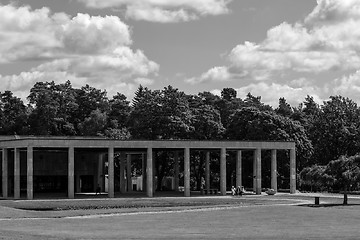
[108,147,114,198]
[271,149,277,192]
[146,147,153,197]
[68,147,74,199]
[290,148,296,194]
[120,152,126,193]
[14,148,21,199]
[2,148,8,198]
[255,148,262,195]
[220,148,226,196]
[97,154,104,192]
[205,151,210,193]
[127,154,132,192]
[142,153,146,192]
[236,150,242,188]
[153,154,156,192]
[174,151,179,192]
[184,148,190,197]
[27,146,33,200]
[253,151,257,192]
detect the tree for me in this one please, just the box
[197,91,221,107]
[243,92,273,111]
[74,84,109,126]
[325,155,360,192]
[28,81,62,135]
[187,95,224,140]
[159,85,193,139]
[130,85,193,140]
[299,165,332,192]
[129,85,162,139]
[226,107,313,169]
[221,88,237,101]
[300,154,360,204]
[0,91,28,135]
[104,128,131,140]
[78,109,108,136]
[303,95,320,117]
[27,81,79,135]
[108,93,131,129]
[276,97,293,117]
[311,96,360,165]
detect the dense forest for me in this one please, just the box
[1,80,360,192]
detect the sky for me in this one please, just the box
[1,0,360,107]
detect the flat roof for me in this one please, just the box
[0,136,295,150]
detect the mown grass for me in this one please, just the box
[1,194,360,240]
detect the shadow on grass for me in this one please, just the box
[299,203,360,208]
[17,207,56,211]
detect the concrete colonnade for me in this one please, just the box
[0,140,296,200]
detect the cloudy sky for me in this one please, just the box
[0,0,360,106]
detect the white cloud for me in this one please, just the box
[0,5,132,62]
[186,66,232,84]
[61,14,132,54]
[0,4,159,99]
[213,0,360,82]
[228,19,360,78]
[78,0,232,22]
[331,70,360,101]
[305,0,360,25]
[235,83,322,107]
[189,0,360,105]
[134,77,155,86]
[125,6,198,23]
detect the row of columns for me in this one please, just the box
[1,146,296,199]
[145,148,296,197]
[2,147,34,199]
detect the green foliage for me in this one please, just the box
[325,155,360,191]
[227,107,313,169]
[108,93,131,129]
[221,88,237,101]
[0,91,28,134]
[129,85,164,139]
[300,154,360,192]
[130,85,193,139]
[187,95,224,140]
[311,96,360,165]
[78,109,107,136]
[299,165,332,191]
[276,97,293,117]
[28,81,73,135]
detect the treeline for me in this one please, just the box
[1,81,360,191]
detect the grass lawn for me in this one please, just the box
[0,194,360,239]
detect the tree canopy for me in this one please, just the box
[3,81,360,191]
